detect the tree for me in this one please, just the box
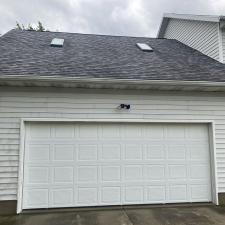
[36,21,45,32]
[16,21,46,32]
[16,21,25,30]
[27,24,35,31]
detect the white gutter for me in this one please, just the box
[1,74,225,88]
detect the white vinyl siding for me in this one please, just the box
[164,19,220,62]
[1,87,225,201]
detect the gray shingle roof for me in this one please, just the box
[1,29,225,82]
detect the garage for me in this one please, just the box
[21,122,212,209]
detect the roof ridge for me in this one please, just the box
[9,28,158,39]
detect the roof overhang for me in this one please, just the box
[1,75,225,92]
[157,13,225,38]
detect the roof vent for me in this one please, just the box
[50,38,64,47]
[136,43,153,52]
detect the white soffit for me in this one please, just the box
[163,13,221,23]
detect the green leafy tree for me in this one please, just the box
[16,21,22,30]
[16,21,46,32]
[36,21,45,32]
[16,21,25,30]
[28,24,35,31]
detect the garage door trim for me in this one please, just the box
[17,118,218,213]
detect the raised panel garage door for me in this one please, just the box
[22,122,212,209]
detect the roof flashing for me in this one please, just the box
[50,38,64,47]
[136,43,153,52]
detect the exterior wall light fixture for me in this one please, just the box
[119,104,131,109]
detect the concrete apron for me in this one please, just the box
[1,204,225,225]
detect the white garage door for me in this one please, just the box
[22,122,212,209]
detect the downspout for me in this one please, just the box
[218,22,223,63]
[219,18,225,63]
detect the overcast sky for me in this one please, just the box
[1,0,225,37]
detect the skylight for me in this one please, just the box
[136,43,153,52]
[50,38,64,47]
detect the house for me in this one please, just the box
[1,29,225,214]
[158,13,225,63]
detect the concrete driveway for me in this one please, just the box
[1,205,225,225]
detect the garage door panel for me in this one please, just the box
[167,144,186,159]
[169,184,188,201]
[53,144,74,161]
[26,144,50,162]
[124,186,144,203]
[124,165,142,181]
[124,144,142,160]
[144,125,164,139]
[190,184,211,201]
[54,124,74,138]
[51,188,74,207]
[167,126,186,138]
[101,166,121,182]
[101,187,121,204]
[145,165,165,180]
[77,166,98,183]
[190,164,210,179]
[147,186,166,202]
[53,167,73,184]
[23,123,212,209]
[25,167,49,185]
[79,124,98,139]
[145,144,165,159]
[28,124,51,139]
[168,165,187,179]
[189,144,210,159]
[23,188,49,209]
[100,144,121,160]
[186,125,208,139]
[77,187,98,205]
[123,125,142,139]
[101,125,120,138]
[77,144,98,161]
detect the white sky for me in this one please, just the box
[1,0,225,37]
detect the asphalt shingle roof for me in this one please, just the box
[1,29,225,82]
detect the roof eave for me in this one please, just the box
[1,75,225,92]
[163,13,220,22]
